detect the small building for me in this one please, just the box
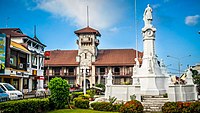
[0,28,46,93]
[44,26,143,88]
[0,33,30,92]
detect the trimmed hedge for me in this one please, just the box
[162,101,200,113]
[71,92,84,100]
[74,97,89,109]
[91,102,112,111]
[119,100,143,113]
[90,102,122,112]
[78,94,90,100]
[0,98,49,113]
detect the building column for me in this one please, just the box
[91,65,96,85]
[19,78,23,92]
[28,78,32,92]
[76,67,80,85]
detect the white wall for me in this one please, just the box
[168,84,198,102]
[105,85,141,101]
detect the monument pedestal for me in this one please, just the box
[133,74,167,95]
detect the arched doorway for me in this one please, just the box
[82,79,90,89]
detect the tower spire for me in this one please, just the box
[87,6,89,27]
[33,25,40,42]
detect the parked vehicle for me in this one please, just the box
[35,88,50,97]
[0,87,9,102]
[0,83,23,100]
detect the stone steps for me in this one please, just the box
[143,97,169,100]
[142,96,169,112]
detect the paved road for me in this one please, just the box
[23,94,36,99]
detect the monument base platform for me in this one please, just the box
[133,74,168,96]
[140,89,166,96]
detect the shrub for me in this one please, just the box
[91,102,113,111]
[189,101,200,112]
[74,97,89,109]
[87,89,95,99]
[108,96,117,104]
[71,92,84,100]
[0,98,49,113]
[112,103,123,112]
[48,77,70,109]
[162,102,180,113]
[162,101,200,113]
[95,84,105,91]
[78,94,90,100]
[119,100,143,113]
[90,102,122,112]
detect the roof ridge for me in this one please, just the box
[0,28,19,30]
[74,26,101,36]
[47,49,78,51]
[99,48,135,50]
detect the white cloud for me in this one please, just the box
[33,0,125,30]
[109,27,119,32]
[185,15,200,26]
[152,4,161,9]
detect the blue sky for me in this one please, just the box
[0,0,200,75]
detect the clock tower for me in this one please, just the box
[74,26,101,87]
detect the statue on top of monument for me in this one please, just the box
[143,4,153,27]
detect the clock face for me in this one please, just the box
[146,29,153,37]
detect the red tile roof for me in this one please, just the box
[74,26,101,36]
[0,28,46,47]
[44,49,143,66]
[0,28,27,37]
[94,49,143,66]
[44,50,79,66]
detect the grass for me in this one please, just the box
[48,109,119,113]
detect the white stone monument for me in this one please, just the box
[105,4,197,102]
[106,69,113,86]
[132,4,169,95]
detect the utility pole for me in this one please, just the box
[167,55,191,76]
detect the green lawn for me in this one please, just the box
[48,109,119,113]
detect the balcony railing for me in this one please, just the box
[64,72,76,76]
[54,72,60,76]
[95,72,133,76]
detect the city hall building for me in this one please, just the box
[44,26,143,88]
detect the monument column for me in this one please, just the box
[132,4,168,95]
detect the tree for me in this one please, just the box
[191,69,200,94]
[48,77,70,109]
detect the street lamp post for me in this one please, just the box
[167,55,191,76]
[81,65,88,95]
[83,67,86,95]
